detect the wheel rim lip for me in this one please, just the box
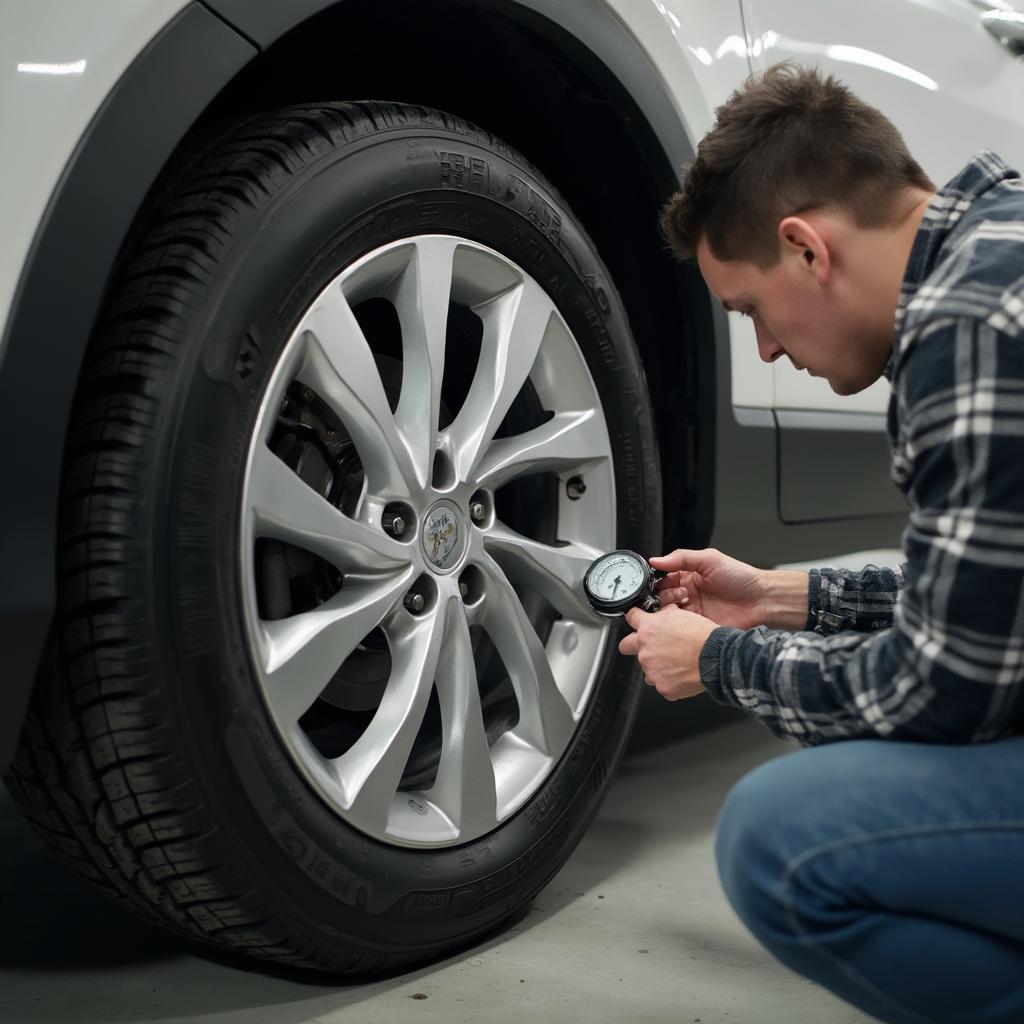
[238,233,616,848]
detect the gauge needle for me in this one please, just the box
[611,574,622,598]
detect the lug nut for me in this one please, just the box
[404,593,426,614]
[470,502,487,522]
[383,511,406,537]
[566,476,587,500]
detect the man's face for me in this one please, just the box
[696,232,887,396]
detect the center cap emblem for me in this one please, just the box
[422,500,463,573]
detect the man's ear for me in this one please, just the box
[777,216,831,286]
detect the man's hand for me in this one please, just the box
[618,604,718,701]
[650,547,769,629]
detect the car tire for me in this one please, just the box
[3,102,662,972]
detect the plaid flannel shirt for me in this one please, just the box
[699,151,1024,746]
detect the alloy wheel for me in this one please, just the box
[239,235,616,847]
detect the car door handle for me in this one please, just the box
[978,8,1024,55]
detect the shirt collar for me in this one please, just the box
[892,151,1020,348]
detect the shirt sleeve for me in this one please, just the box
[699,315,1024,746]
[806,564,906,634]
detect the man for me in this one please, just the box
[619,64,1024,1024]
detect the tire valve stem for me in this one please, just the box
[404,592,426,614]
[566,476,587,500]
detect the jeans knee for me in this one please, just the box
[715,754,815,940]
[716,742,892,942]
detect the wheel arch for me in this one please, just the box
[0,0,720,769]
[197,0,719,560]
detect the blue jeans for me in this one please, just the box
[715,737,1024,1024]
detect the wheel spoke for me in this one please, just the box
[479,556,576,756]
[259,571,414,727]
[447,278,554,483]
[334,602,448,834]
[389,237,456,489]
[474,410,608,491]
[296,283,417,499]
[484,523,602,621]
[249,443,410,573]
[430,595,497,835]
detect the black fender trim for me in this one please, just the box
[0,4,254,768]
[202,0,693,175]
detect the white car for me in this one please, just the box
[2,0,1022,973]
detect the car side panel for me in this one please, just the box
[0,4,255,770]
[0,0,190,349]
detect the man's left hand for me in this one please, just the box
[618,605,719,701]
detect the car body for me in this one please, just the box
[3,0,1023,971]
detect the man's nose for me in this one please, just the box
[755,324,784,363]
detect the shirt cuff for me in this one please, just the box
[805,568,856,635]
[698,625,744,706]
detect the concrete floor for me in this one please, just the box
[1,720,875,1024]
[0,551,897,1024]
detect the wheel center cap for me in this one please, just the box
[421,500,465,573]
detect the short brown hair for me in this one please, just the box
[660,63,935,267]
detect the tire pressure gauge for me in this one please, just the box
[583,549,665,617]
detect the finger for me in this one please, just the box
[623,607,644,630]
[654,571,683,591]
[648,551,684,571]
[649,548,716,574]
[618,634,638,656]
[658,586,689,606]
[654,571,699,599]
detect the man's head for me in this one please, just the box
[661,63,936,395]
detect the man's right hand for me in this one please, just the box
[651,548,771,630]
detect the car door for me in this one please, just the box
[740,0,1024,520]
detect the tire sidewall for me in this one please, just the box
[157,120,661,950]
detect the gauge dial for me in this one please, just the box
[582,549,658,617]
[587,552,645,601]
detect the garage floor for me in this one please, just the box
[1,552,895,1024]
[1,720,874,1024]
